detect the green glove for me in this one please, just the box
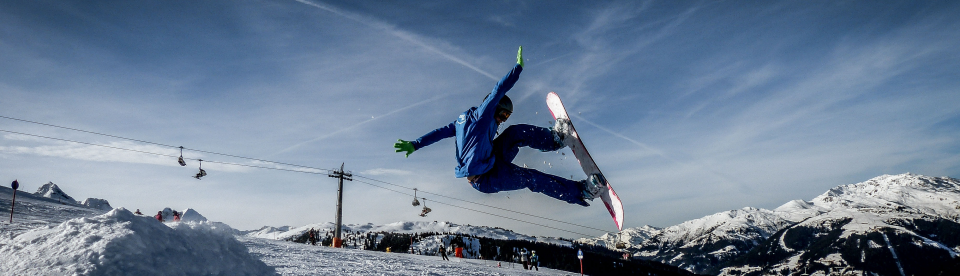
[394,139,415,158]
[517,46,524,67]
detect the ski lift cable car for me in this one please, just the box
[194,159,207,179]
[412,188,420,206]
[419,198,432,217]
[615,231,627,249]
[177,146,186,166]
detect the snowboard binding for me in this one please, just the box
[581,174,606,201]
[551,118,574,148]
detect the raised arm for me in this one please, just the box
[476,47,524,120]
[394,122,456,157]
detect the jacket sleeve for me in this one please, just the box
[476,64,523,121]
[411,121,456,150]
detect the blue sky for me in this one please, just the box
[2,0,958,238]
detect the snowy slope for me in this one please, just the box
[81,197,113,210]
[0,208,274,275]
[239,236,569,276]
[35,181,78,204]
[718,173,960,276]
[576,225,661,249]
[0,184,621,276]
[576,173,960,275]
[247,220,573,247]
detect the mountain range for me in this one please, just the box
[577,173,960,275]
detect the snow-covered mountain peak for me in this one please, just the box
[810,173,960,217]
[35,181,77,204]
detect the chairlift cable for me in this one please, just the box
[353,179,593,237]
[0,126,611,236]
[0,115,334,173]
[353,174,609,233]
[0,129,330,175]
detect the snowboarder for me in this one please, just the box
[438,245,449,261]
[155,211,164,222]
[393,46,604,206]
[530,250,539,271]
[172,211,181,222]
[134,209,142,215]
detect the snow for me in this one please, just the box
[180,208,208,222]
[239,236,565,276]
[81,197,112,210]
[35,181,78,204]
[248,220,572,247]
[0,208,274,275]
[1,185,575,275]
[575,225,660,250]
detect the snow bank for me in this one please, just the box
[81,198,113,211]
[0,208,275,276]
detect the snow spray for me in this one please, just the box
[9,179,19,223]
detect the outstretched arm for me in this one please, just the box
[477,47,524,120]
[395,122,456,157]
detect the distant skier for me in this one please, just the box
[520,248,530,270]
[172,211,181,222]
[438,245,449,261]
[155,211,164,222]
[394,47,604,206]
[134,209,143,215]
[530,250,539,271]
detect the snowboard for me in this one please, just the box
[546,92,624,231]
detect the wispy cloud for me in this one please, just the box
[291,0,497,80]
[360,168,414,176]
[273,95,448,155]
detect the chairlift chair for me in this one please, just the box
[615,232,627,249]
[419,198,432,217]
[177,146,186,166]
[194,159,207,179]
[412,188,420,206]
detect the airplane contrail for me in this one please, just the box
[292,0,497,80]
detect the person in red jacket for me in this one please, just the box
[173,211,181,222]
[155,211,164,222]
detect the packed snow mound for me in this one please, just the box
[81,198,112,211]
[0,208,276,276]
[35,181,77,204]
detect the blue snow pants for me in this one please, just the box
[470,124,585,205]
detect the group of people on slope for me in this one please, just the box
[134,208,180,222]
[519,248,539,271]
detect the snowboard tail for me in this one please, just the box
[546,92,624,231]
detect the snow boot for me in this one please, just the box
[551,118,574,148]
[580,174,606,202]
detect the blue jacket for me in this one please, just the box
[411,64,522,178]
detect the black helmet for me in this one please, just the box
[484,93,513,114]
[498,95,513,114]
